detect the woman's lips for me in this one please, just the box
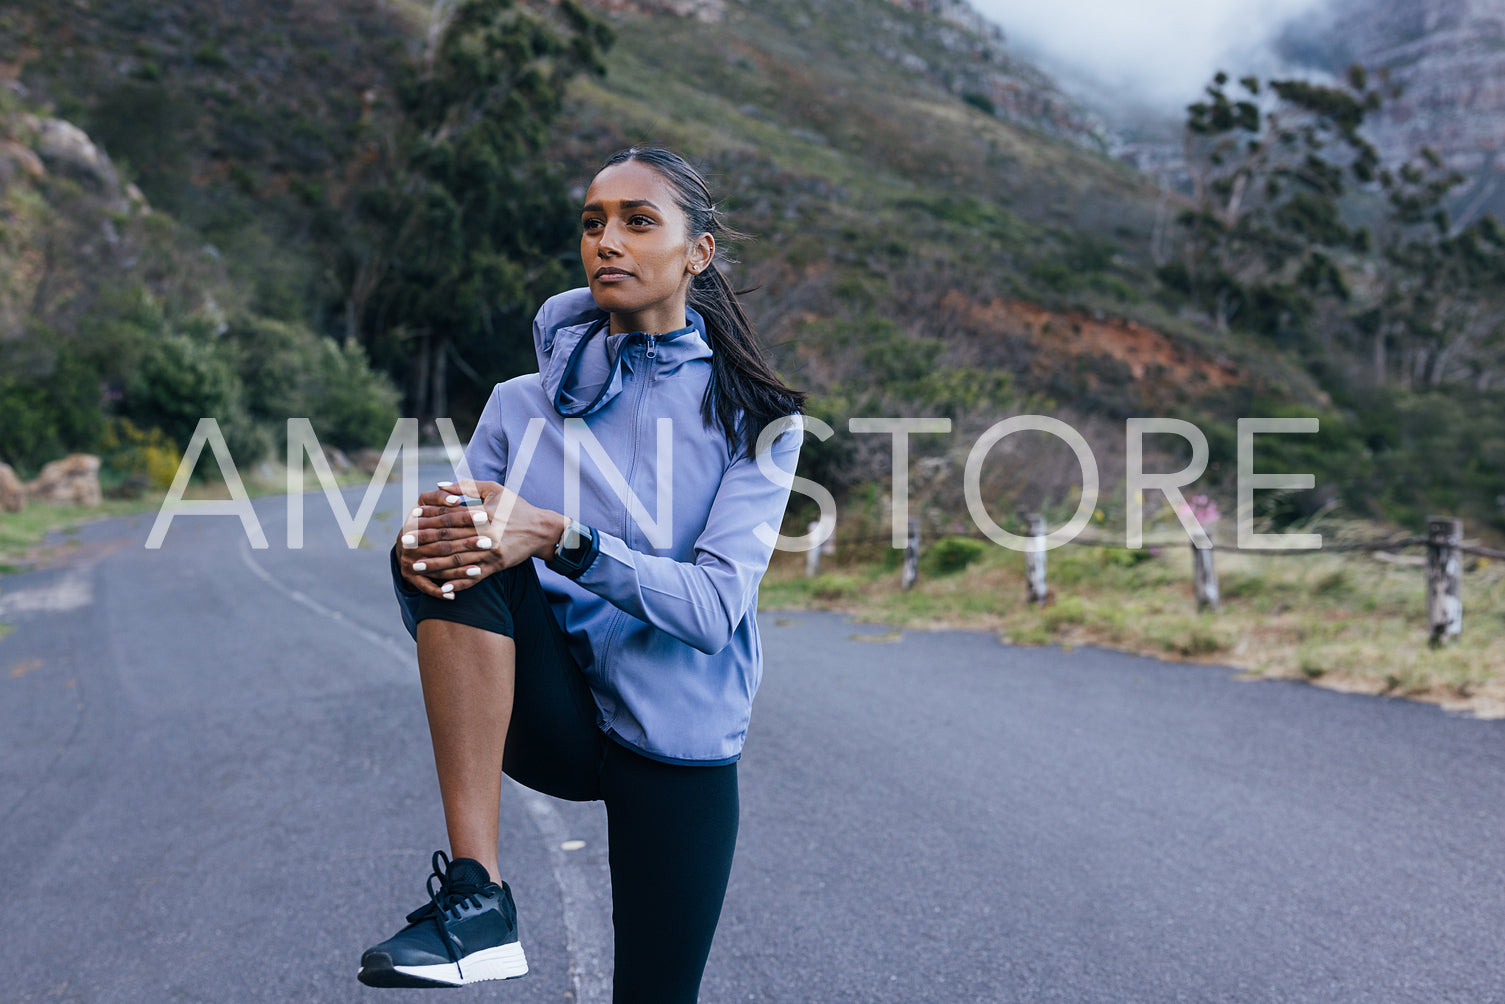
[595,268,631,283]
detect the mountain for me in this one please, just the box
[2,0,1500,532]
[1278,0,1505,223]
[587,0,1111,149]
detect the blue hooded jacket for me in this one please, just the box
[396,287,803,764]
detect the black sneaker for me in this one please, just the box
[358,851,529,988]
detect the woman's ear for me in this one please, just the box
[688,233,715,275]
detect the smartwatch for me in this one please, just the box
[546,519,598,579]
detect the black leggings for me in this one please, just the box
[405,559,739,1004]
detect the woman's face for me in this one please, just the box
[580,161,713,335]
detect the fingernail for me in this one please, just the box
[411,507,423,518]
[466,566,481,577]
[401,534,417,548]
[445,494,463,504]
[471,511,489,524]
[437,480,453,487]
[476,536,493,549]
[443,593,455,601]
[412,561,427,572]
[441,582,455,593]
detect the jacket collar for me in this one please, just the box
[536,288,713,417]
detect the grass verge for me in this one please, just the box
[0,461,389,574]
[760,537,1505,718]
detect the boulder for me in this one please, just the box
[351,448,385,476]
[26,454,103,507]
[0,139,45,184]
[0,461,24,513]
[24,115,127,209]
[322,445,351,473]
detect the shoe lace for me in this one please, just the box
[403,850,489,965]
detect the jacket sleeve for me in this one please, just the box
[572,419,804,654]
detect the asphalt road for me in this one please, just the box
[3,474,1504,1002]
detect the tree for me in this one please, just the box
[1365,149,1505,389]
[1169,67,1389,338]
[330,0,611,427]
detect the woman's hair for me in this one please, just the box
[597,147,806,456]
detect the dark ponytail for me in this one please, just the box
[598,147,806,456]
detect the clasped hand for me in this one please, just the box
[396,479,567,600]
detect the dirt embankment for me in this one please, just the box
[940,291,1242,392]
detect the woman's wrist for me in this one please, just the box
[536,510,572,560]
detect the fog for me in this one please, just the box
[971,0,1331,111]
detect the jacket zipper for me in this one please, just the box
[597,333,657,692]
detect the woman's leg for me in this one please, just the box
[600,741,740,1004]
[363,560,604,988]
[407,559,603,881]
[415,620,515,884]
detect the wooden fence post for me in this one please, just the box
[805,520,822,577]
[901,517,919,591]
[1025,512,1048,606]
[1426,516,1463,646]
[803,518,837,577]
[1192,541,1219,612]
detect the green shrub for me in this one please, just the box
[1102,546,1155,569]
[227,316,401,450]
[98,417,181,496]
[305,339,402,449]
[1148,621,1229,657]
[1312,568,1353,598]
[923,535,987,576]
[961,91,995,116]
[124,331,238,445]
[0,344,106,475]
[1026,259,1077,293]
[1043,595,1089,631]
[123,330,267,471]
[810,574,862,601]
[1219,571,1266,600]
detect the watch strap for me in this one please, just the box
[546,520,599,579]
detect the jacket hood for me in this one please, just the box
[532,287,713,417]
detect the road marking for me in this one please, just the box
[0,566,93,617]
[514,784,613,1004]
[236,541,413,667]
[238,507,614,1002]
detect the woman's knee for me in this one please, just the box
[411,569,517,638]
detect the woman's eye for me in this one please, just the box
[630,215,655,227]
[582,218,602,231]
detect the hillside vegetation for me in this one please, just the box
[1,0,1500,543]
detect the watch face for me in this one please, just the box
[558,521,591,561]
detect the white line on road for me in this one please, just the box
[0,566,93,618]
[238,531,612,1002]
[514,784,614,1003]
[235,540,413,667]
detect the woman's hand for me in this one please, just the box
[396,480,569,599]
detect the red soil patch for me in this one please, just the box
[942,292,1241,390]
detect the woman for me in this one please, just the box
[358,148,806,1002]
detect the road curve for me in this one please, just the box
[2,475,1503,1003]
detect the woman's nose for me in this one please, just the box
[596,222,624,255]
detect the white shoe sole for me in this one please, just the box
[393,941,529,985]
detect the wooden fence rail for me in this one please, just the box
[803,514,1497,646]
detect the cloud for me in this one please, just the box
[971,0,1330,109]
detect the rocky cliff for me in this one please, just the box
[1279,0,1505,221]
[578,0,1111,150]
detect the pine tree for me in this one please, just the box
[1167,67,1386,341]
